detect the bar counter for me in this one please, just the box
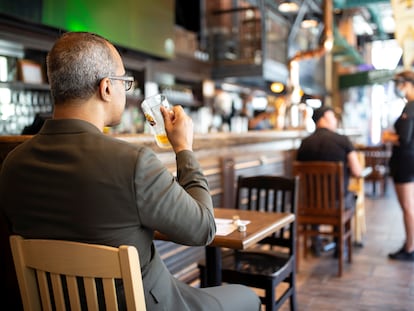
[0,128,363,160]
[116,130,307,160]
[116,128,363,164]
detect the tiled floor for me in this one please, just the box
[279,180,414,311]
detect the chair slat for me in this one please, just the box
[66,275,81,311]
[36,270,53,311]
[50,273,66,311]
[84,277,99,311]
[102,278,118,311]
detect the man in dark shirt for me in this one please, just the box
[297,106,362,191]
[296,106,362,255]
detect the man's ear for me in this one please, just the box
[98,77,112,102]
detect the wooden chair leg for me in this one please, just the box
[290,274,298,311]
[360,200,367,237]
[383,176,388,196]
[348,221,353,263]
[353,195,366,246]
[338,229,343,277]
[353,211,360,245]
[338,246,343,277]
[303,227,310,259]
[265,284,276,311]
[296,234,301,271]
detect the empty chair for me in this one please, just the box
[292,161,354,277]
[9,235,146,311]
[199,175,298,311]
[356,144,391,196]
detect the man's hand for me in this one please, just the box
[161,105,194,153]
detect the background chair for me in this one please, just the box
[292,161,354,277]
[355,144,391,197]
[10,235,146,311]
[199,175,298,311]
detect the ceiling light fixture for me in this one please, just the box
[301,15,319,28]
[278,0,299,13]
[270,82,285,93]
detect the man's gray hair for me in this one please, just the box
[46,32,118,104]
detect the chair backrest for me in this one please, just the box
[355,144,391,180]
[235,175,298,251]
[9,235,146,311]
[292,161,344,221]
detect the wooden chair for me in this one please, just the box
[9,235,146,311]
[292,161,354,277]
[199,175,298,311]
[355,144,391,196]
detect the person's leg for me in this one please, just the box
[389,181,414,260]
[310,224,322,256]
[395,182,414,252]
[201,285,261,311]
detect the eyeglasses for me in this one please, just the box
[107,76,134,91]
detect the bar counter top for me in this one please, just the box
[0,128,363,147]
[116,128,363,163]
[0,128,363,165]
[116,130,307,150]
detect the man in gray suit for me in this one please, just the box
[0,32,260,311]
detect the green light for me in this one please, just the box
[41,0,174,58]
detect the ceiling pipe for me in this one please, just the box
[288,0,334,64]
[288,0,334,104]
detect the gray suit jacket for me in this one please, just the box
[0,119,222,310]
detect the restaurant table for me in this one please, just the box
[155,208,295,287]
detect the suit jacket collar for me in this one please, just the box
[39,119,102,135]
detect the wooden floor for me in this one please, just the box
[279,179,414,311]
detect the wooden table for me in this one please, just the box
[155,208,295,286]
[204,208,295,286]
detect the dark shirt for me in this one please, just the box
[390,101,414,182]
[393,101,414,151]
[296,127,355,193]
